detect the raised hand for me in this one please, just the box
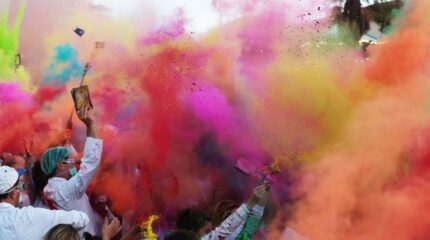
[102,217,122,240]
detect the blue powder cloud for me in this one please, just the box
[42,43,83,84]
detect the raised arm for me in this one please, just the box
[54,105,103,200]
[202,185,268,240]
[29,207,89,231]
[236,185,270,240]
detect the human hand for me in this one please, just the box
[22,139,33,157]
[22,140,35,169]
[246,184,270,209]
[77,104,93,127]
[102,217,122,240]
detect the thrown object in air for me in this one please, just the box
[74,27,85,37]
[235,156,257,175]
[235,156,281,185]
[15,53,21,70]
[71,85,93,112]
[259,162,281,185]
[80,63,91,86]
[95,41,105,49]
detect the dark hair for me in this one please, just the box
[164,230,199,240]
[32,161,49,195]
[210,200,239,227]
[0,193,9,200]
[83,232,102,240]
[176,208,211,233]
[44,224,79,240]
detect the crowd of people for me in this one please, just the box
[0,99,275,240]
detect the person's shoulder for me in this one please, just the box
[44,177,66,192]
[48,177,67,184]
[17,205,36,212]
[14,205,47,216]
[20,205,46,212]
[19,205,61,222]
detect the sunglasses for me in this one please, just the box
[61,159,76,164]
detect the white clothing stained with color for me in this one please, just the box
[43,137,103,236]
[0,202,88,240]
[202,204,250,240]
[225,204,265,240]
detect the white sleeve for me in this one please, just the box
[202,204,250,240]
[252,205,265,218]
[29,207,89,230]
[56,137,103,200]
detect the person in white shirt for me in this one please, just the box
[175,184,269,240]
[41,105,104,237]
[203,184,269,240]
[1,153,35,207]
[0,165,89,240]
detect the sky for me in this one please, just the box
[91,0,225,34]
[91,0,332,34]
[90,0,396,34]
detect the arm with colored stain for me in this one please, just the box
[52,107,102,200]
[235,214,262,240]
[235,184,270,240]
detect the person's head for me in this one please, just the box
[164,230,199,240]
[0,166,24,207]
[44,224,80,240]
[1,153,28,181]
[176,208,212,236]
[41,146,77,180]
[1,154,26,169]
[83,232,102,240]
[210,200,239,227]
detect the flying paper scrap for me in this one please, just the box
[235,156,257,175]
[235,156,281,185]
[95,41,105,49]
[74,27,85,37]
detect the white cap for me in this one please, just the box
[0,166,19,194]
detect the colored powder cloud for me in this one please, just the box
[42,43,83,85]
[0,0,31,90]
[1,0,430,239]
[139,9,187,45]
